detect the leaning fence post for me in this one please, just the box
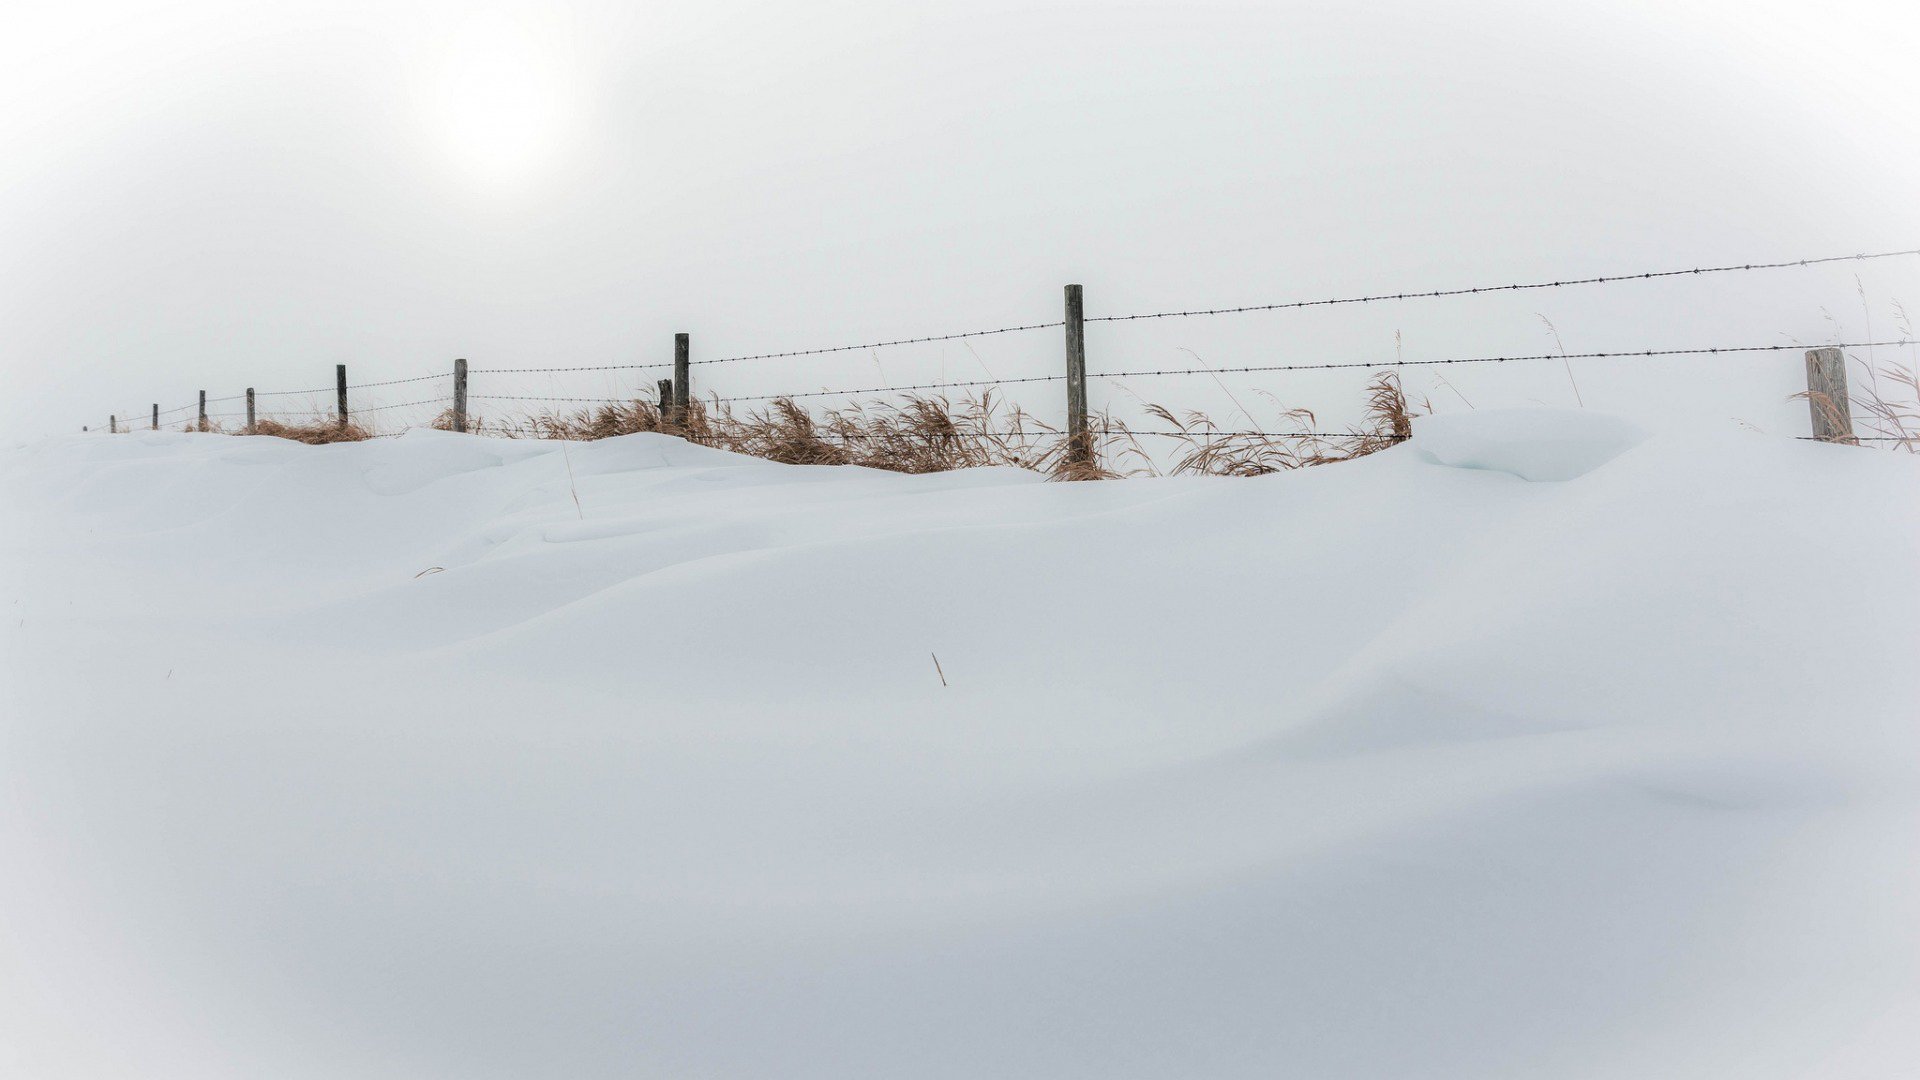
[151,403,158,431]
[245,389,256,433]
[198,391,207,432]
[453,358,468,433]
[1805,347,1855,442]
[336,364,349,427]
[1063,283,1090,468]
[672,333,691,430]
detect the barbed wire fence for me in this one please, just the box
[90,248,1920,462]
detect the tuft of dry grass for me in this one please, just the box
[513,400,670,441]
[1852,369,1920,448]
[701,392,1089,475]
[248,418,374,444]
[1843,314,1920,451]
[1846,364,1920,450]
[1134,371,1424,476]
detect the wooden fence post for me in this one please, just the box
[672,333,691,430]
[245,389,255,433]
[657,378,673,414]
[1804,347,1854,442]
[1064,283,1090,468]
[151,403,158,431]
[197,391,207,432]
[336,364,349,427]
[453,358,468,433]
[110,415,117,434]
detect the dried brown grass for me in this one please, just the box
[1844,317,1920,451]
[475,390,1124,478]
[701,393,1094,475]
[192,374,1429,478]
[1129,372,1424,476]
[1851,364,1920,449]
[248,418,374,444]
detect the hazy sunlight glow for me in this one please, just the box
[426,13,573,191]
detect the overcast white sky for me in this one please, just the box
[4,0,1918,441]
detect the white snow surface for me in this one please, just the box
[3,416,1918,1079]
[1413,408,1649,481]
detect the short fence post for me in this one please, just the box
[1063,283,1090,469]
[245,388,256,433]
[1805,347,1854,442]
[657,378,673,414]
[672,333,691,430]
[453,358,468,433]
[197,391,207,432]
[336,364,349,427]
[151,403,158,431]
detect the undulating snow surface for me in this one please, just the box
[3,414,1917,1079]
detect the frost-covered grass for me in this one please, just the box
[2,412,1917,1078]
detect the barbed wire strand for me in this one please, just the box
[356,397,451,414]
[254,387,338,398]
[468,362,673,374]
[348,373,446,390]
[695,322,1064,368]
[1091,249,1920,323]
[470,394,653,405]
[713,374,1066,405]
[1090,340,1915,380]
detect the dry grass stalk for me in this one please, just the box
[248,418,373,444]
[1794,388,1860,445]
[1842,314,1920,451]
[520,400,669,441]
[702,392,1106,477]
[1846,366,1920,450]
[1139,372,1424,476]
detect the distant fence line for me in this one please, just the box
[92,248,1920,450]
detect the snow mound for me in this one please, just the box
[3,429,1918,1079]
[1412,408,1649,481]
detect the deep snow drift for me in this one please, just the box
[3,415,1917,1079]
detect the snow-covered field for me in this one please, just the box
[3,414,1917,1078]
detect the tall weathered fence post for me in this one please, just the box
[245,388,256,434]
[672,333,691,431]
[1805,347,1854,442]
[335,364,349,427]
[151,403,158,431]
[453,358,469,433]
[110,415,117,434]
[197,391,207,432]
[1064,283,1090,469]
